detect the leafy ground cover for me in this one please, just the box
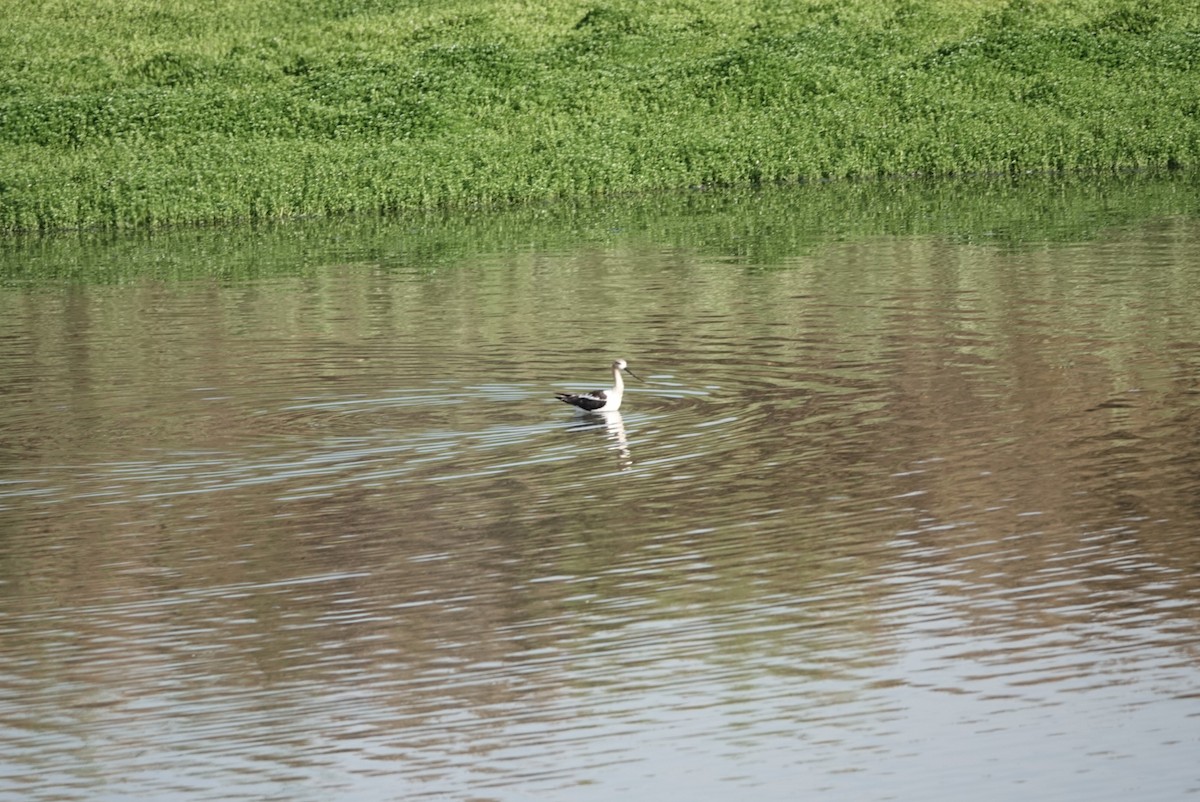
[1,0,1198,232]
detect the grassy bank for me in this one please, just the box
[2,0,1198,233]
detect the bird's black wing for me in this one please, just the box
[555,390,608,411]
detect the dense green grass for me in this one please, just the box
[2,0,1199,233]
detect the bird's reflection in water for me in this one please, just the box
[566,410,632,470]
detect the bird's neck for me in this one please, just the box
[612,368,624,393]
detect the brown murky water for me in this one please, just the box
[2,178,1200,800]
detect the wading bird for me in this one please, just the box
[555,359,642,412]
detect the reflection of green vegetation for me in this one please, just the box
[2,171,1197,285]
[2,0,1199,233]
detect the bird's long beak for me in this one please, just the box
[623,366,643,382]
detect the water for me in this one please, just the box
[2,176,1200,801]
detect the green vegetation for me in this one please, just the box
[2,0,1199,233]
[4,171,1197,286]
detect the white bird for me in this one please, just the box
[555,359,642,413]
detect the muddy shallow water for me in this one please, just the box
[2,176,1199,800]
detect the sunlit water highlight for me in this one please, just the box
[2,180,1200,800]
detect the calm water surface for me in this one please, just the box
[2,179,1200,800]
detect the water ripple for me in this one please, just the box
[4,212,1200,801]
